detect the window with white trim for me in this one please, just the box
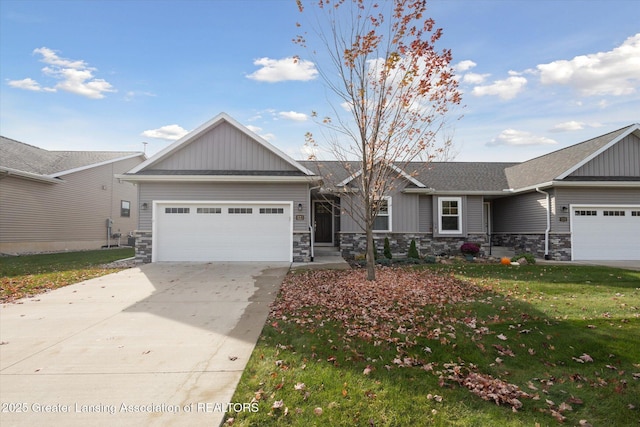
[373,198,391,231]
[439,197,462,234]
[121,200,130,217]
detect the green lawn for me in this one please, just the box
[227,263,640,426]
[0,248,134,302]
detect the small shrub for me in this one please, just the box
[408,239,420,259]
[512,253,536,264]
[383,237,392,259]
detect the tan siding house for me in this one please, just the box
[0,137,145,254]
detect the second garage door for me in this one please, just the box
[571,205,640,261]
[154,202,292,262]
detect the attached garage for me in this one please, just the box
[154,201,293,262]
[571,205,640,261]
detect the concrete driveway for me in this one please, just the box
[0,262,289,427]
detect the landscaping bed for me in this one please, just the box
[226,264,640,426]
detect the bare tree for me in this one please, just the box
[296,0,462,280]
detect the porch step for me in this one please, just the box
[487,246,515,259]
[314,247,341,257]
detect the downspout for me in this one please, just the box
[535,188,551,260]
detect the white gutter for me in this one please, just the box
[536,187,551,260]
[115,174,319,183]
[0,167,63,183]
[50,152,145,178]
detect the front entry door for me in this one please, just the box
[314,201,333,244]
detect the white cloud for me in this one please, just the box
[247,57,318,82]
[550,121,585,132]
[141,124,189,140]
[245,124,276,141]
[7,47,115,99]
[245,125,263,134]
[7,77,52,92]
[487,129,557,147]
[472,75,527,100]
[455,60,476,72]
[260,132,276,142]
[537,33,640,96]
[550,121,604,132]
[278,111,308,121]
[462,72,490,85]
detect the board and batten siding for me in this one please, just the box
[554,187,640,232]
[0,156,142,252]
[492,191,550,233]
[418,195,433,232]
[569,134,640,177]
[152,121,299,172]
[138,181,309,231]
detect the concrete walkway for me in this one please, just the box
[0,262,289,427]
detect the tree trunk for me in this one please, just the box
[365,226,376,281]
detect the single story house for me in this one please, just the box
[0,136,145,254]
[119,113,640,263]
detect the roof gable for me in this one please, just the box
[129,113,314,175]
[505,124,639,190]
[559,124,640,179]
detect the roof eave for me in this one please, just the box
[49,152,145,178]
[0,167,64,183]
[506,179,640,194]
[116,174,320,184]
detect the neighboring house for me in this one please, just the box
[0,136,146,254]
[119,113,640,263]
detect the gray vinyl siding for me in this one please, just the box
[431,195,480,237]
[0,156,142,245]
[492,191,549,233]
[418,195,433,232]
[339,183,420,233]
[138,182,309,231]
[570,134,640,177]
[554,187,640,232]
[466,195,484,233]
[152,121,298,171]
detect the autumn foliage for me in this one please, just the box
[295,0,462,280]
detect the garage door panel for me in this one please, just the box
[155,203,292,262]
[572,207,640,261]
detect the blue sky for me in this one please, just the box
[1,0,639,162]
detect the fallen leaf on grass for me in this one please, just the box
[314,407,323,416]
[272,400,284,410]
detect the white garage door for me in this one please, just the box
[154,202,292,262]
[572,206,640,261]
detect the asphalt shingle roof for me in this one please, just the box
[504,125,634,189]
[301,124,639,193]
[0,136,141,177]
